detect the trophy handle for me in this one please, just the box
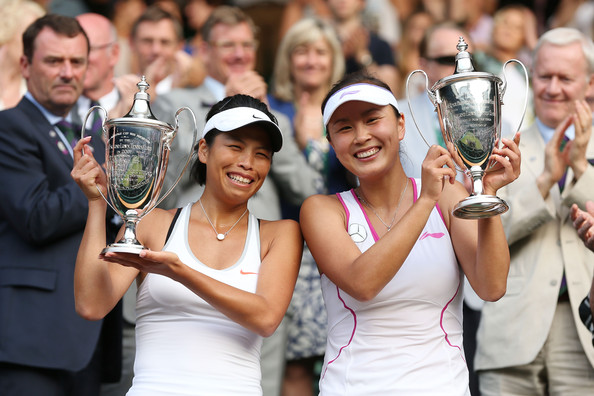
[80,105,120,215]
[154,106,198,208]
[406,69,436,148]
[500,59,529,137]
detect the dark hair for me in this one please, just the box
[190,94,277,185]
[322,71,400,140]
[23,14,89,63]
[131,5,183,41]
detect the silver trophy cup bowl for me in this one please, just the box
[406,37,528,219]
[82,76,197,253]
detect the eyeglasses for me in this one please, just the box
[209,40,258,53]
[90,42,114,52]
[425,55,457,66]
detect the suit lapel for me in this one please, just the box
[18,98,77,168]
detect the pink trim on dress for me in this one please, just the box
[349,189,380,242]
[439,280,465,362]
[436,203,447,227]
[336,191,351,228]
[321,285,358,380]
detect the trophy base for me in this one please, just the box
[101,242,145,255]
[453,195,509,219]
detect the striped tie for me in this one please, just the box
[55,119,80,150]
[90,101,103,136]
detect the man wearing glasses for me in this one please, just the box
[400,22,468,179]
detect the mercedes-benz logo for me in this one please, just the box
[348,223,367,243]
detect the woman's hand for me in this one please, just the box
[71,136,107,201]
[102,249,184,280]
[571,201,594,252]
[420,144,457,203]
[482,132,522,196]
[566,99,592,180]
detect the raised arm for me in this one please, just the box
[71,136,139,320]
[449,133,521,301]
[301,145,456,301]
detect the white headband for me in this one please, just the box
[202,107,283,152]
[322,83,400,126]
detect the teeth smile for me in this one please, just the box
[356,147,379,159]
[229,174,252,184]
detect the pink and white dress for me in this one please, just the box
[319,178,469,396]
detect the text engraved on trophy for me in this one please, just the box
[109,127,159,211]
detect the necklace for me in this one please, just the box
[198,199,248,241]
[356,178,409,231]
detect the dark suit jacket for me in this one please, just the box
[0,97,105,371]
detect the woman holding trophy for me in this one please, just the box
[71,94,301,395]
[299,72,521,395]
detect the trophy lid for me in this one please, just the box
[454,37,475,74]
[105,76,172,129]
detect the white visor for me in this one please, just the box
[323,83,399,126]
[202,107,283,152]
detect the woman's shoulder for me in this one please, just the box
[259,218,303,255]
[303,192,343,208]
[301,193,347,223]
[259,218,300,234]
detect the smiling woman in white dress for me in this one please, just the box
[299,72,521,395]
[71,94,302,395]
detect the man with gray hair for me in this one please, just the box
[475,27,594,395]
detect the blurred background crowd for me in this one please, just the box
[1,0,594,395]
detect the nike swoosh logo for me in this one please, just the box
[340,89,360,99]
[252,114,263,120]
[240,269,258,275]
[420,232,445,240]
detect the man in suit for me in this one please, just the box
[475,27,594,395]
[151,6,322,396]
[0,14,108,395]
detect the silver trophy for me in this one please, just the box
[82,76,197,253]
[406,37,528,219]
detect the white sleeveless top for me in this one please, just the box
[319,179,469,396]
[128,203,263,396]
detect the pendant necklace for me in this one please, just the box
[356,178,409,231]
[198,199,248,241]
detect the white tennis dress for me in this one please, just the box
[128,203,263,396]
[319,179,470,396]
